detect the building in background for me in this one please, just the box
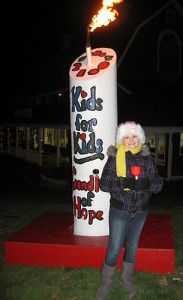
[0,90,70,168]
[1,0,183,180]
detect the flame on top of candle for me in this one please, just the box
[89,0,123,32]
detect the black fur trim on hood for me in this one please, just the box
[107,144,150,157]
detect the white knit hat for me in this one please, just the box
[115,121,146,145]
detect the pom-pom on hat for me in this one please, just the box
[116,121,146,145]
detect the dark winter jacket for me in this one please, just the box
[99,144,164,212]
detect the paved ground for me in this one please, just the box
[0,154,42,184]
[0,154,72,206]
[0,153,72,191]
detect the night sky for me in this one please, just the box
[2,0,181,104]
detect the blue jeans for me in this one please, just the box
[105,207,148,267]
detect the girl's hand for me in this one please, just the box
[135,178,151,190]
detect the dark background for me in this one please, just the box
[3,0,172,102]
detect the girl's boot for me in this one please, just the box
[96,262,116,300]
[121,261,138,298]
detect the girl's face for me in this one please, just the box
[123,133,139,149]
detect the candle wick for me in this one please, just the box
[86,26,92,66]
[86,26,91,47]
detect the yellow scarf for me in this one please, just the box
[116,144,142,177]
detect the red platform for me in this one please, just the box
[4,212,175,274]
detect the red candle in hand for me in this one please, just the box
[131,166,141,180]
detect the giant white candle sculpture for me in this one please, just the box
[69,0,122,236]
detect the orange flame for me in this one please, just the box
[89,0,123,32]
